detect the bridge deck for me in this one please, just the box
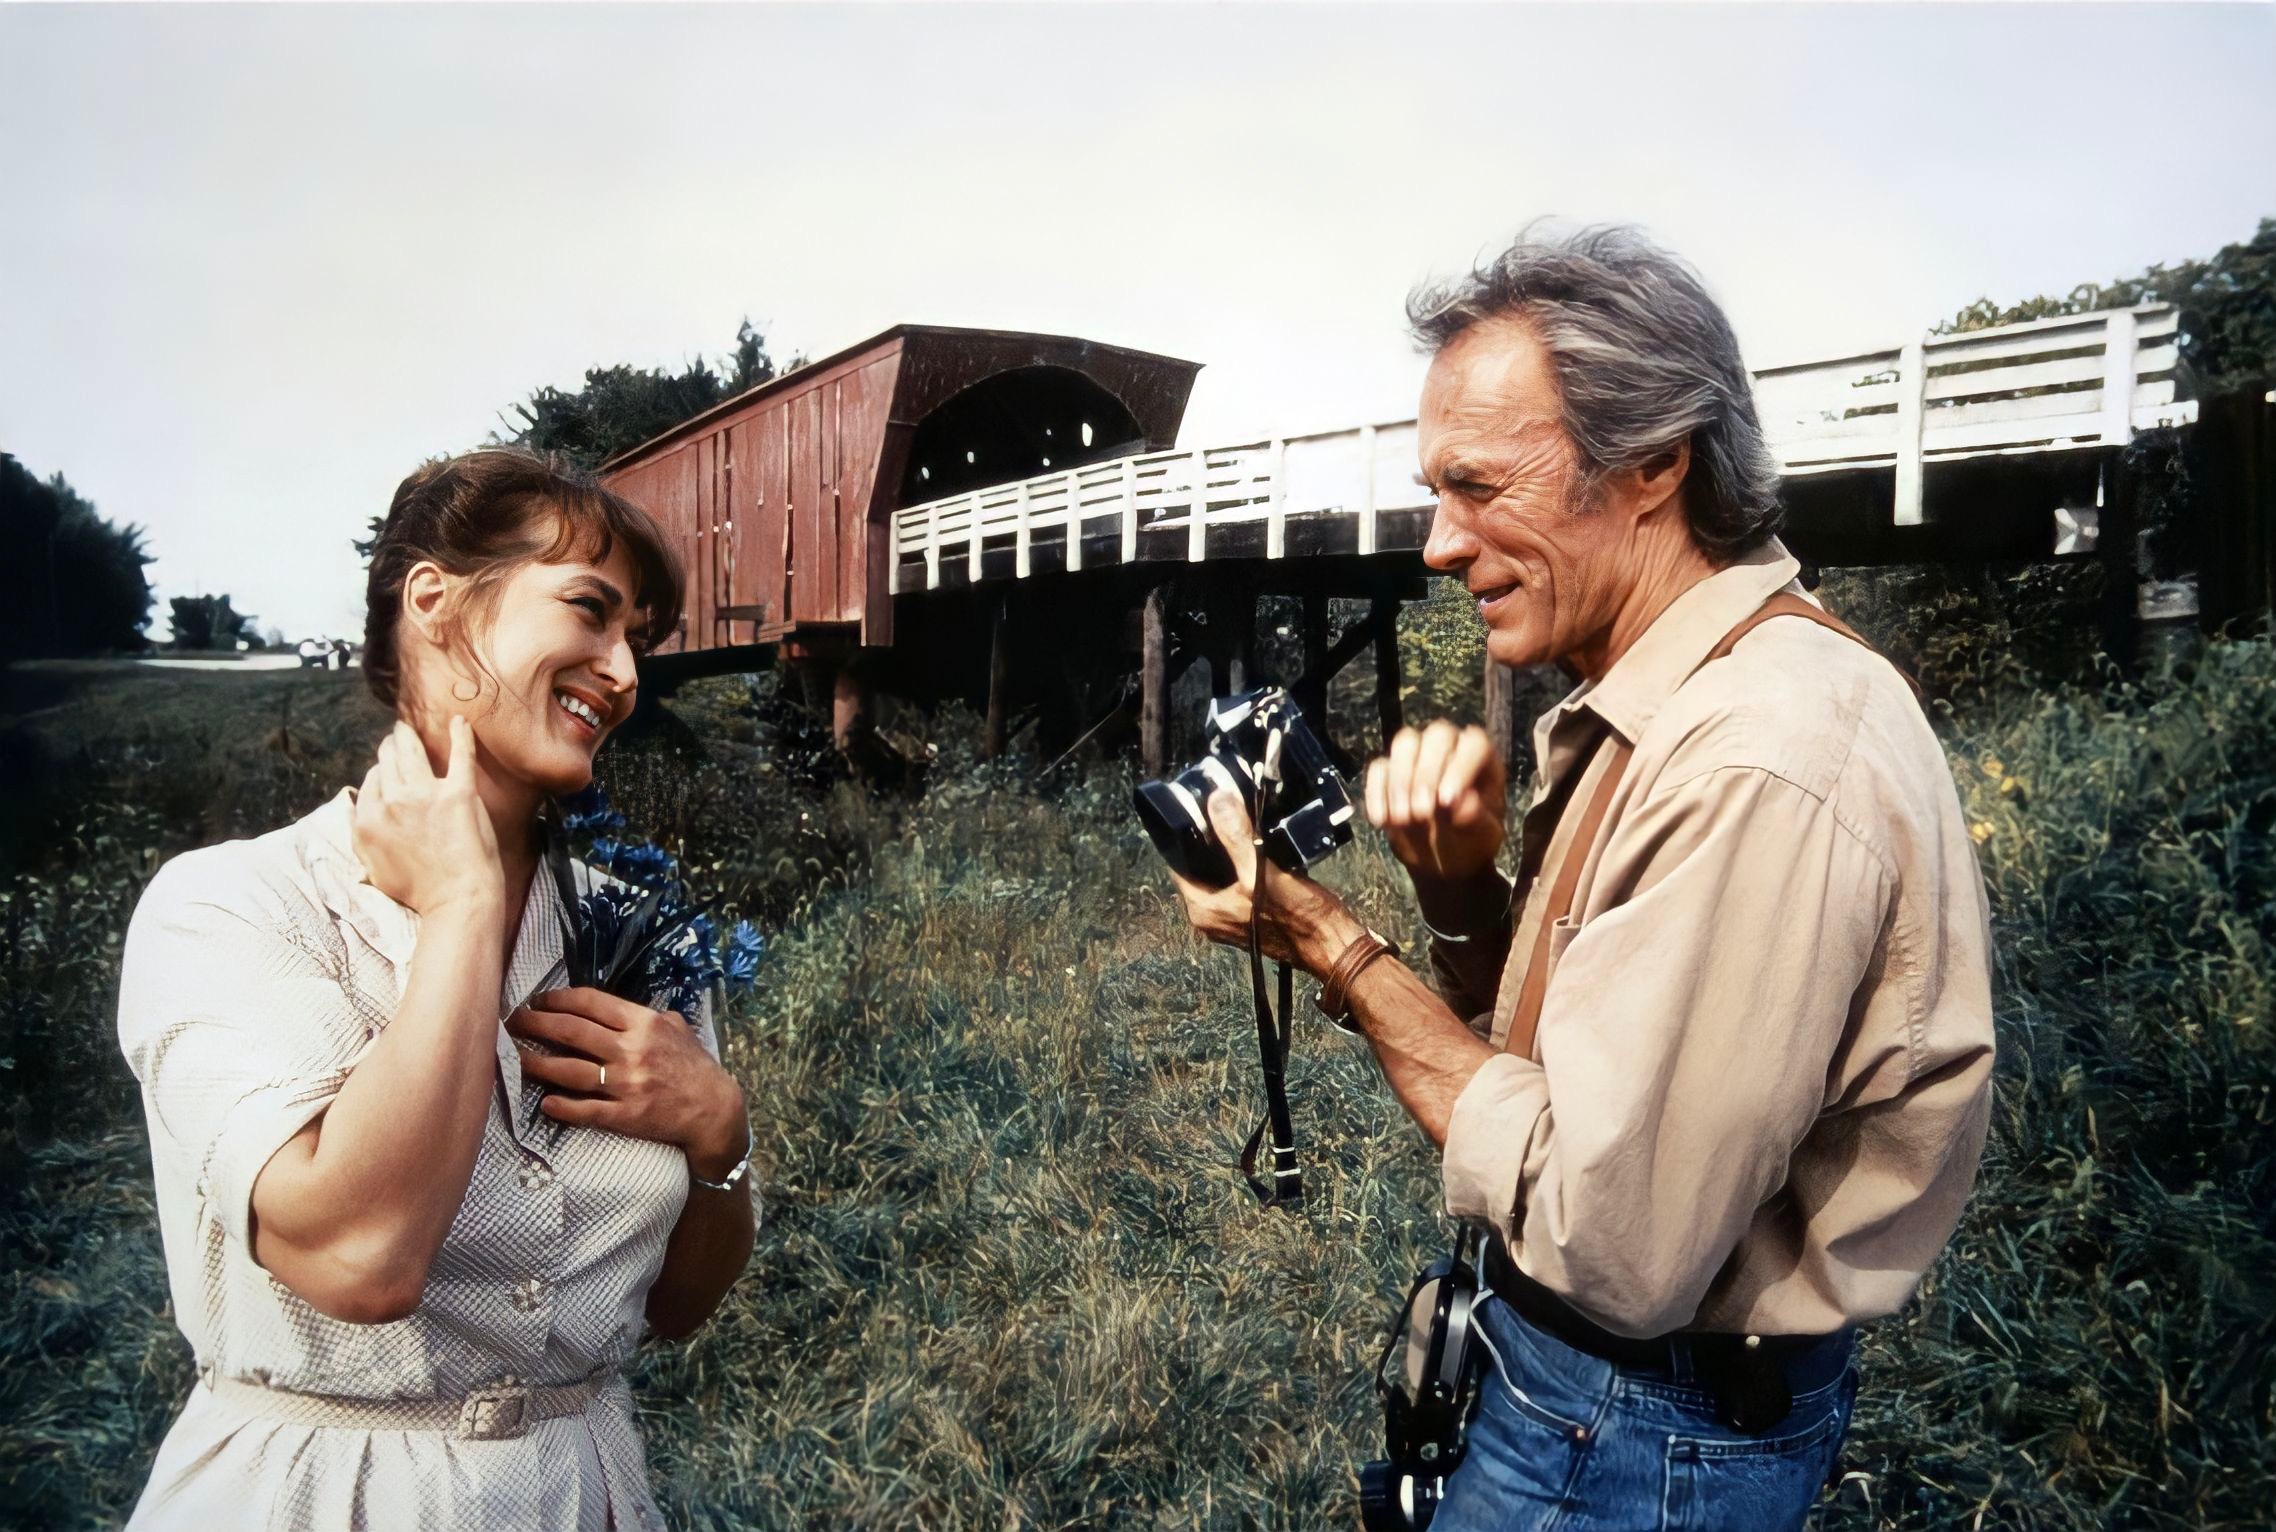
[891,303,2195,592]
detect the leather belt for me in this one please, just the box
[1481,1238,1853,1431]
[203,1370,614,1441]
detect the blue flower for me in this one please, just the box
[722,921,765,991]
[612,841,678,887]
[558,784,626,835]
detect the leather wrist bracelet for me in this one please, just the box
[1314,929,1400,1032]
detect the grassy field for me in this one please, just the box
[2,573,2271,1529]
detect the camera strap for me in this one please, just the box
[1240,916,1302,1208]
[1238,730,1305,1210]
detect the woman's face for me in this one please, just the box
[407,531,646,798]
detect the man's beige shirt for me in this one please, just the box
[1433,539,1995,1340]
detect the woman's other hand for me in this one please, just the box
[352,717,503,916]
[508,990,749,1179]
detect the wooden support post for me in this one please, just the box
[1296,588,1329,724]
[1141,583,1171,778]
[966,492,984,583]
[1203,579,1254,697]
[985,591,1012,759]
[1484,654,1516,769]
[1372,597,1403,747]
[924,501,942,591]
[2097,455,2141,670]
[1228,592,1254,694]
[831,661,873,751]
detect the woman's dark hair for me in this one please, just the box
[362,447,686,711]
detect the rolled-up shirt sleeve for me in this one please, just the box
[1442,762,1891,1338]
[117,854,376,1250]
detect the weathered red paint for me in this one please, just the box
[600,325,1199,654]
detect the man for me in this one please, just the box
[1172,225,1994,1529]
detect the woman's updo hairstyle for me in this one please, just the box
[362,447,686,712]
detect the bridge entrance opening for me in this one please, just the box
[901,366,1145,504]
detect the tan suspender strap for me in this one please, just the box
[1496,591,1917,1061]
[1705,593,1926,706]
[1502,735,1631,1062]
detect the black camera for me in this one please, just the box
[1133,687,1355,889]
[1359,1227,1486,1531]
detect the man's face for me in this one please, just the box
[1416,317,1635,670]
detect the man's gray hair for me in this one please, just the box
[1407,223,1784,558]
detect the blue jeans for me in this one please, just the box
[1432,1294,1858,1532]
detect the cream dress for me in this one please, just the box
[116,787,722,1531]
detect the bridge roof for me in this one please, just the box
[600,324,1202,473]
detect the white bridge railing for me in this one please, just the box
[889,303,2195,591]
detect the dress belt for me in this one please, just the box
[203,1371,615,1441]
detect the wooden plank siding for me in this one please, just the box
[598,325,1200,653]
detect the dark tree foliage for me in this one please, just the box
[1943,216,2276,392]
[355,318,803,563]
[504,315,796,470]
[166,593,260,653]
[0,454,154,662]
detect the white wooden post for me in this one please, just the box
[966,493,984,583]
[1265,439,1288,559]
[1356,424,1380,554]
[924,503,942,591]
[1014,480,1032,578]
[1187,447,1210,562]
[1063,469,1083,572]
[2099,308,2139,446]
[1119,459,1139,565]
[1892,341,1927,527]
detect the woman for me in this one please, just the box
[116,449,757,1530]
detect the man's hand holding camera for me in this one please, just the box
[1170,788,1368,972]
[1170,718,1512,978]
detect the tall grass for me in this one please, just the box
[2,585,2271,1528]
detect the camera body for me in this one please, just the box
[1359,1231,1486,1531]
[1133,686,1355,888]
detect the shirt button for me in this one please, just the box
[511,1277,549,1313]
[517,1156,555,1191]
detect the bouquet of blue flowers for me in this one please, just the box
[536,783,765,1021]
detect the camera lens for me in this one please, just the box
[1133,758,1243,888]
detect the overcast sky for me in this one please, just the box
[4,2,2271,643]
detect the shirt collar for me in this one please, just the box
[1575,537,1802,744]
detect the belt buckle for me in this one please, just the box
[458,1381,532,1440]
